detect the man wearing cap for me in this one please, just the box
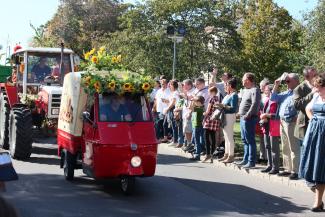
[293,67,317,142]
[271,73,300,180]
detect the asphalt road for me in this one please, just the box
[2,138,324,217]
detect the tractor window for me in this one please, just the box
[27,53,71,84]
[99,93,151,122]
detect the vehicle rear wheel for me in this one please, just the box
[120,176,135,195]
[9,107,33,159]
[63,150,75,181]
[0,93,10,149]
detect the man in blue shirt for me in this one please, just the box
[31,57,51,83]
[270,73,300,180]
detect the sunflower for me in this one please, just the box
[91,56,98,64]
[89,48,96,55]
[112,56,118,64]
[107,81,116,91]
[116,55,122,63]
[93,81,102,92]
[142,82,151,91]
[123,83,132,92]
[84,52,90,60]
[83,76,92,86]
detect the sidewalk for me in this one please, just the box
[160,143,310,193]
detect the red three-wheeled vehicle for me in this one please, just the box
[57,72,158,194]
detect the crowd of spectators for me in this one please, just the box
[151,67,325,212]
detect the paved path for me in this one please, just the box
[2,139,323,217]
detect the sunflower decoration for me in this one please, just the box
[81,47,155,96]
[122,83,133,93]
[93,81,102,93]
[107,80,116,91]
[83,76,92,87]
[142,82,151,92]
[91,56,99,64]
[81,47,123,71]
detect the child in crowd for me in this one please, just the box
[202,87,220,163]
[189,96,205,161]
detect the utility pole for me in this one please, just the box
[167,25,186,80]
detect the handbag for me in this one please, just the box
[0,151,18,181]
[210,107,223,121]
[173,110,181,121]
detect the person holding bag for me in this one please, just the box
[217,78,238,163]
[202,87,220,163]
[163,80,180,146]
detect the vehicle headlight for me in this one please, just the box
[52,108,59,115]
[131,156,141,168]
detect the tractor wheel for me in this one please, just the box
[120,176,135,195]
[0,93,10,149]
[9,107,33,160]
[63,150,76,181]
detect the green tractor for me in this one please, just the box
[0,65,11,83]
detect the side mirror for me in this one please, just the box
[82,111,97,128]
[82,111,91,121]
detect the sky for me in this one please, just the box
[0,0,319,64]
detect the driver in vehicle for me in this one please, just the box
[100,94,132,122]
[31,57,51,82]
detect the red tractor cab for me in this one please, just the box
[0,47,79,159]
[57,72,158,194]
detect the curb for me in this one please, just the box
[160,143,310,193]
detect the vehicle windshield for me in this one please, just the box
[27,53,71,84]
[99,93,151,122]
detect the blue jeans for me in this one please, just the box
[177,120,184,145]
[193,126,204,158]
[169,111,179,143]
[157,113,169,139]
[240,117,258,165]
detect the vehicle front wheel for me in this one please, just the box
[0,93,10,149]
[9,107,33,159]
[63,150,76,181]
[120,176,135,195]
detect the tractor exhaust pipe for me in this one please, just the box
[59,42,64,85]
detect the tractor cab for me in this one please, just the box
[12,48,78,95]
[0,47,79,160]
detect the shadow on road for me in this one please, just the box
[27,156,60,166]
[22,143,60,166]
[157,153,203,165]
[32,146,57,156]
[171,176,307,215]
[3,171,309,217]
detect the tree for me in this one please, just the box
[31,0,125,55]
[239,0,302,81]
[104,0,243,79]
[303,0,325,71]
